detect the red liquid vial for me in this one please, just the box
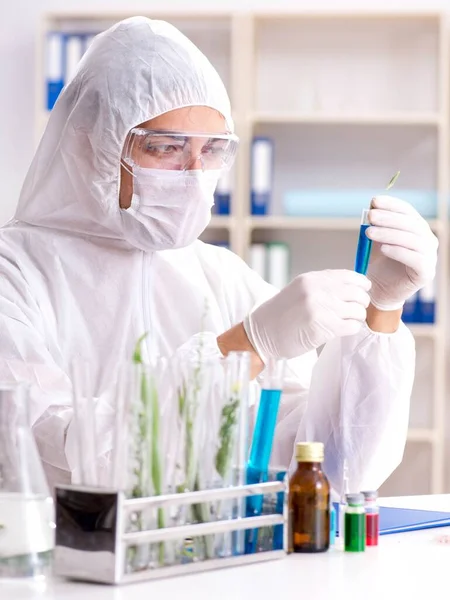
[366,512,379,546]
[362,490,379,547]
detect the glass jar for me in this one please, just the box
[288,441,330,553]
[0,384,55,578]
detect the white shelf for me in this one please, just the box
[249,216,361,230]
[253,112,441,126]
[407,428,437,443]
[248,216,440,232]
[209,216,234,229]
[45,11,232,21]
[408,324,441,338]
[254,11,443,20]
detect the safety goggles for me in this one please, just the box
[122,128,239,172]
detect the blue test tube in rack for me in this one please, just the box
[245,358,286,554]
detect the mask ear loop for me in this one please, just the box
[120,159,136,178]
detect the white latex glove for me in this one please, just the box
[366,195,439,310]
[243,269,371,361]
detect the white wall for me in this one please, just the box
[1,0,450,224]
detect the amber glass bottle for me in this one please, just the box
[288,442,330,553]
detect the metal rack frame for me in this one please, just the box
[53,480,287,585]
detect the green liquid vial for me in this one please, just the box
[344,493,366,552]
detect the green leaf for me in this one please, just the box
[133,332,148,364]
[386,171,400,191]
[178,383,186,416]
[215,395,240,479]
[150,380,162,495]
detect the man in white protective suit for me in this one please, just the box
[0,17,438,491]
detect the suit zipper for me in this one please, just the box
[142,252,154,362]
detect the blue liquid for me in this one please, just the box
[330,504,336,545]
[355,224,372,275]
[273,471,286,550]
[245,389,282,554]
[248,389,282,473]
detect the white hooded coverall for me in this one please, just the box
[0,17,414,492]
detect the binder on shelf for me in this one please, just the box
[214,170,231,215]
[249,244,266,279]
[419,279,436,324]
[403,278,437,325]
[212,241,230,250]
[45,31,100,112]
[251,137,273,215]
[402,292,419,324]
[46,32,64,111]
[64,34,84,85]
[267,243,290,290]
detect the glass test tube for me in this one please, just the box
[248,358,286,478]
[70,359,98,487]
[329,503,336,546]
[354,208,372,276]
[336,459,349,549]
[245,358,286,554]
[226,351,251,557]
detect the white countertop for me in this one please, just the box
[4,494,450,600]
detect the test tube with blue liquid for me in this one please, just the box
[245,358,286,554]
[354,209,372,276]
[354,171,400,277]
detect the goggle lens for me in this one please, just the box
[122,129,239,172]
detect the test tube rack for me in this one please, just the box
[53,479,287,585]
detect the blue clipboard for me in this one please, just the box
[333,502,450,535]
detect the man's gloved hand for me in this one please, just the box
[366,195,438,310]
[243,270,371,361]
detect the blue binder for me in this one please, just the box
[250,137,273,215]
[46,32,64,110]
[334,503,450,536]
[378,506,450,535]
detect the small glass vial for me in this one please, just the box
[344,493,366,552]
[288,442,330,553]
[362,490,379,546]
[329,503,336,546]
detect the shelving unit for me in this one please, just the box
[253,112,442,125]
[248,216,441,231]
[36,10,449,495]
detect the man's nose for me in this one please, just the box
[185,155,203,171]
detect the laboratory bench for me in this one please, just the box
[5,494,450,600]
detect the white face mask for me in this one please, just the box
[120,167,220,252]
